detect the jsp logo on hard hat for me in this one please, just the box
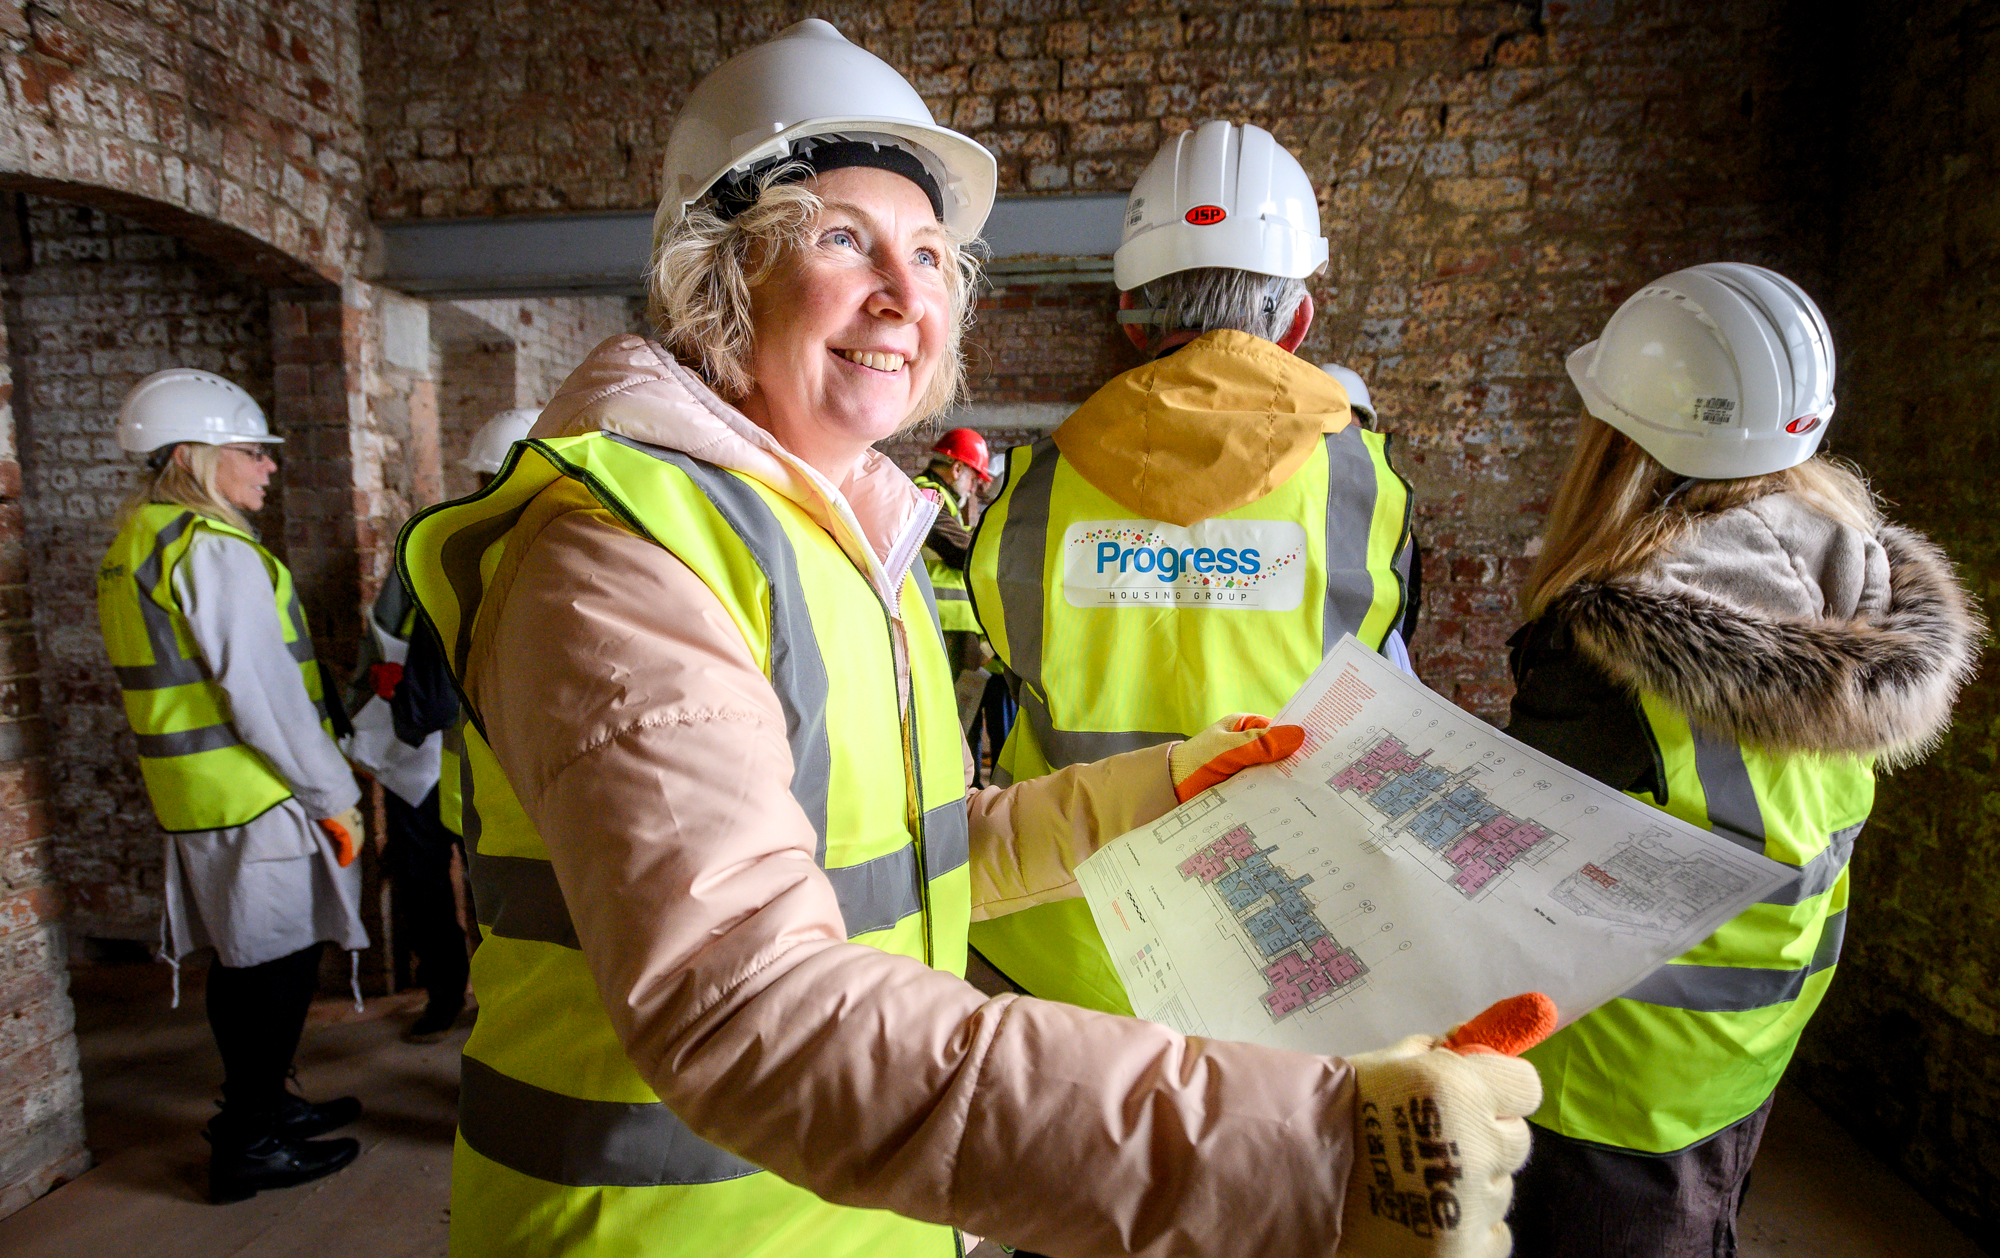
[1184,204,1226,225]
[1062,520,1308,610]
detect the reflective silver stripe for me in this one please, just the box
[1761,822,1863,905]
[909,552,948,650]
[994,439,1057,718]
[923,799,969,877]
[933,586,971,601]
[462,436,954,952]
[132,723,240,757]
[121,512,317,689]
[472,842,936,950]
[458,1056,759,1188]
[825,845,926,937]
[1620,908,1847,1013]
[1321,427,1383,647]
[120,512,211,690]
[472,853,580,949]
[995,441,1180,769]
[1691,728,1766,852]
[603,434,834,858]
[1017,687,1178,766]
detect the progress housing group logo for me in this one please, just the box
[1062,519,1309,610]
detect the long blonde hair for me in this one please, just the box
[1521,416,1880,620]
[646,165,983,432]
[113,443,254,535]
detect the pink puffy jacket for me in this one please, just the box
[465,335,1360,1256]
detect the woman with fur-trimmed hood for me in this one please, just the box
[1501,264,1983,1256]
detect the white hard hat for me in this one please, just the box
[657,19,996,236]
[460,408,538,475]
[1567,262,1836,479]
[116,369,278,454]
[1113,120,1329,291]
[1320,364,1375,425]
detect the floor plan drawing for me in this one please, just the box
[1176,824,1368,1019]
[1075,638,1792,1058]
[1550,832,1757,935]
[1328,733,1557,897]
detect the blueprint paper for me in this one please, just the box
[1075,636,1793,1058]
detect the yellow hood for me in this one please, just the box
[1052,330,1352,526]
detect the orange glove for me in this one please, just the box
[1168,714,1306,803]
[318,807,364,868]
[1445,992,1560,1057]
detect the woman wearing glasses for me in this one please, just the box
[96,369,368,1204]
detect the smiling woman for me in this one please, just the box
[649,166,982,478]
[397,18,1539,1258]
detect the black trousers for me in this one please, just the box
[1509,1093,1776,1258]
[384,784,470,1008]
[206,941,325,1115]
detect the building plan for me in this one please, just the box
[1074,636,1793,1058]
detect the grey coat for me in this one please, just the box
[159,531,367,970]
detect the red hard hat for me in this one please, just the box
[931,428,992,481]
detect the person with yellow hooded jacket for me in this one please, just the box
[96,369,368,1203]
[966,120,1418,1015]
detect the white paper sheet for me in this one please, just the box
[1075,636,1792,1057]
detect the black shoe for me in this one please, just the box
[270,1093,362,1140]
[402,998,465,1045]
[205,1132,359,1204]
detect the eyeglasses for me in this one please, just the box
[221,444,279,466]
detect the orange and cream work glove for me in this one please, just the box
[1341,993,1557,1258]
[318,807,364,868]
[1167,714,1306,803]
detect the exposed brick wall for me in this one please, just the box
[0,0,367,284]
[431,296,635,499]
[1789,1,2000,1246]
[364,0,1841,718]
[449,296,638,413]
[4,196,275,944]
[0,291,88,1220]
[964,276,1135,405]
[431,301,514,502]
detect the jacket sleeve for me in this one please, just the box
[174,532,360,819]
[964,743,1179,920]
[471,502,1357,1258]
[1505,617,1664,801]
[390,613,461,747]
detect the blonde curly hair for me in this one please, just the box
[645,164,982,432]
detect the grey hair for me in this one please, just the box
[1135,266,1309,348]
[646,163,983,430]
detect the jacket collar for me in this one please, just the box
[1052,329,1353,527]
[1556,515,1981,767]
[531,335,936,611]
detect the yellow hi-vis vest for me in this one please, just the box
[1525,693,1871,1153]
[964,430,1412,1012]
[912,470,979,635]
[97,504,328,832]
[399,432,970,1258]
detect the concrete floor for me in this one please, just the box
[0,962,1987,1257]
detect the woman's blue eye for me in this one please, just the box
[915,248,940,267]
[826,228,858,249]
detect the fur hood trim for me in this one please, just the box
[1556,525,1984,767]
